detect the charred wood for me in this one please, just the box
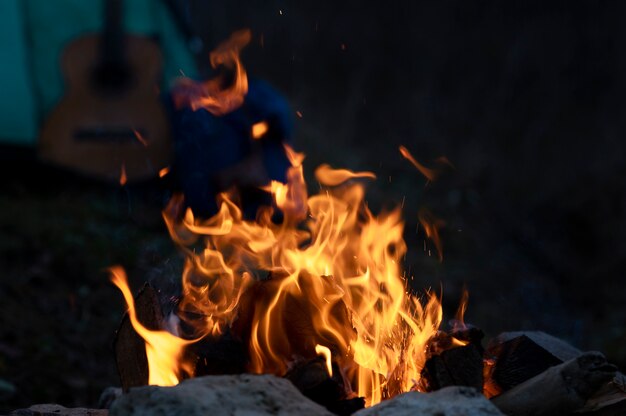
[421,326,485,391]
[422,343,484,391]
[184,328,248,376]
[285,356,365,416]
[484,331,582,393]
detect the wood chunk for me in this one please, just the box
[491,351,617,416]
[285,356,365,416]
[422,343,484,391]
[186,329,248,376]
[113,283,163,391]
[485,331,582,391]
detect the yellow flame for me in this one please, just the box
[109,266,193,386]
[315,344,333,377]
[252,121,269,139]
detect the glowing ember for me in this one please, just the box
[119,164,127,186]
[159,166,170,178]
[252,121,269,139]
[133,129,148,147]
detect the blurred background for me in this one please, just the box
[1,0,625,411]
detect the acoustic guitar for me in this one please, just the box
[39,0,171,183]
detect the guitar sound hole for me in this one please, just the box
[92,63,133,93]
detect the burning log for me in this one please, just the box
[490,351,617,416]
[183,328,248,376]
[484,331,583,394]
[113,282,163,390]
[420,326,485,391]
[285,356,365,416]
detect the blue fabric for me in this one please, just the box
[165,78,293,219]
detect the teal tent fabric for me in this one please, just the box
[0,0,199,147]
[0,0,39,146]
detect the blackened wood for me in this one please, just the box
[422,343,484,391]
[285,357,365,416]
[490,351,617,416]
[485,331,582,392]
[113,282,163,391]
[185,329,248,376]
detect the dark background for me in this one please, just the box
[1,0,625,411]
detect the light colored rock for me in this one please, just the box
[109,374,334,416]
[9,404,108,416]
[355,386,503,416]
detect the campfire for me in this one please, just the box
[10,29,624,416]
[109,30,463,408]
[101,31,625,416]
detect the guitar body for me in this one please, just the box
[39,34,171,183]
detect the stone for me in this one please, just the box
[109,374,334,416]
[9,404,108,416]
[354,386,504,416]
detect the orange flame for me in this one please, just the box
[399,146,453,183]
[109,266,193,386]
[173,30,251,115]
[418,208,445,262]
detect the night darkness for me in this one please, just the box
[1,0,625,410]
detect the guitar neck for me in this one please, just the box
[101,0,126,67]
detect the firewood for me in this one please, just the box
[490,351,617,416]
[113,283,163,391]
[485,331,582,392]
[420,326,485,391]
[285,356,365,416]
[185,328,248,376]
[422,343,484,391]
